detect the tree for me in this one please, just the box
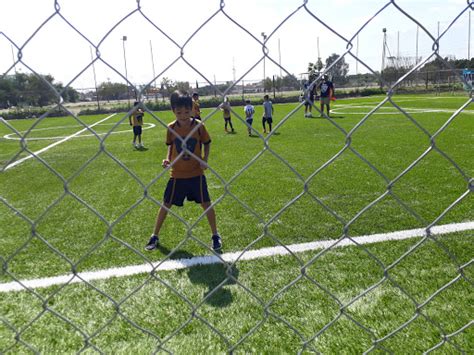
[264,77,273,92]
[281,74,299,90]
[160,77,175,99]
[98,81,128,101]
[307,58,324,82]
[325,53,349,84]
[175,81,190,92]
[62,86,80,103]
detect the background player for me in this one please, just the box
[129,101,145,149]
[191,92,201,119]
[262,94,274,133]
[303,81,316,118]
[319,75,335,117]
[244,99,255,137]
[219,96,234,133]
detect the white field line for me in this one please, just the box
[3,114,116,171]
[2,121,155,141]
[1,221,473,293]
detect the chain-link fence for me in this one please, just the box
[1,0,473,353]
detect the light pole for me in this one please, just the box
[261,32,267,92]
[468,11,471,60]
[278,38,282,78]
[90,46,100,110]
[11,44,17,74]
[121,35,130,109]
[381,28,387,75]
[150,40,157,101]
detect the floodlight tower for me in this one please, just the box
[261,32,267,92]
[121,35,130,109]
[381,28,387,74]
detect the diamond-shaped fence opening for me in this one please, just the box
[0,0,473,353]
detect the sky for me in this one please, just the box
[0,0,472,91]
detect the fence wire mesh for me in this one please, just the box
[0,0,473,353]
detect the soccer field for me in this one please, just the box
[0,94,473,353]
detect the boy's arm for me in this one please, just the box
[162,143,172,168]
[201,142,210,169]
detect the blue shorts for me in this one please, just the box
[163,175,211,206]
[262,116,273,124]
[133,126,142,135]
[246,118,253,126]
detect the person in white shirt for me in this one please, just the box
[244,99,255,137]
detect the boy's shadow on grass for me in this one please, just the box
[157,244,193,260]
[157,244,239,308]
[135,146,149,151]
[187,262,239,308]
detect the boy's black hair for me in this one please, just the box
[263,95,269,100]
[170,90,193,110]
[245,99,250,104]
[133,101,140,106]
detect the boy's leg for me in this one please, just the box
[262,118,266,133]
[201,201,221,250]
[145,202,172,250]
[153,202,172,236]
[201,201,217,236]
[229,119,234,131]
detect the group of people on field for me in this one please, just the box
[302,74,335,118]
[129,75,334,253]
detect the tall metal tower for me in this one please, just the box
[381,28,387,74]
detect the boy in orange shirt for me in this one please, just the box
[129,101,145,148]
[191,92,201,119]
[145,90,222,251]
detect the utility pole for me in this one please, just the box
[397,31,400,60]
[317,36,320,60]
[232,57,236,82]
[278,38,282,78]
[150,40,157,101]
[90,46,100,110]
[381,28,387,75]
[416,25,419,64]
[121,35,130,109]
[469,11,471,60]
[261,32,267,92]
[356,35,359,75]
[11,44,17,74]
[213,74,217,97]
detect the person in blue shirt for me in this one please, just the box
[319,75,335,118]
